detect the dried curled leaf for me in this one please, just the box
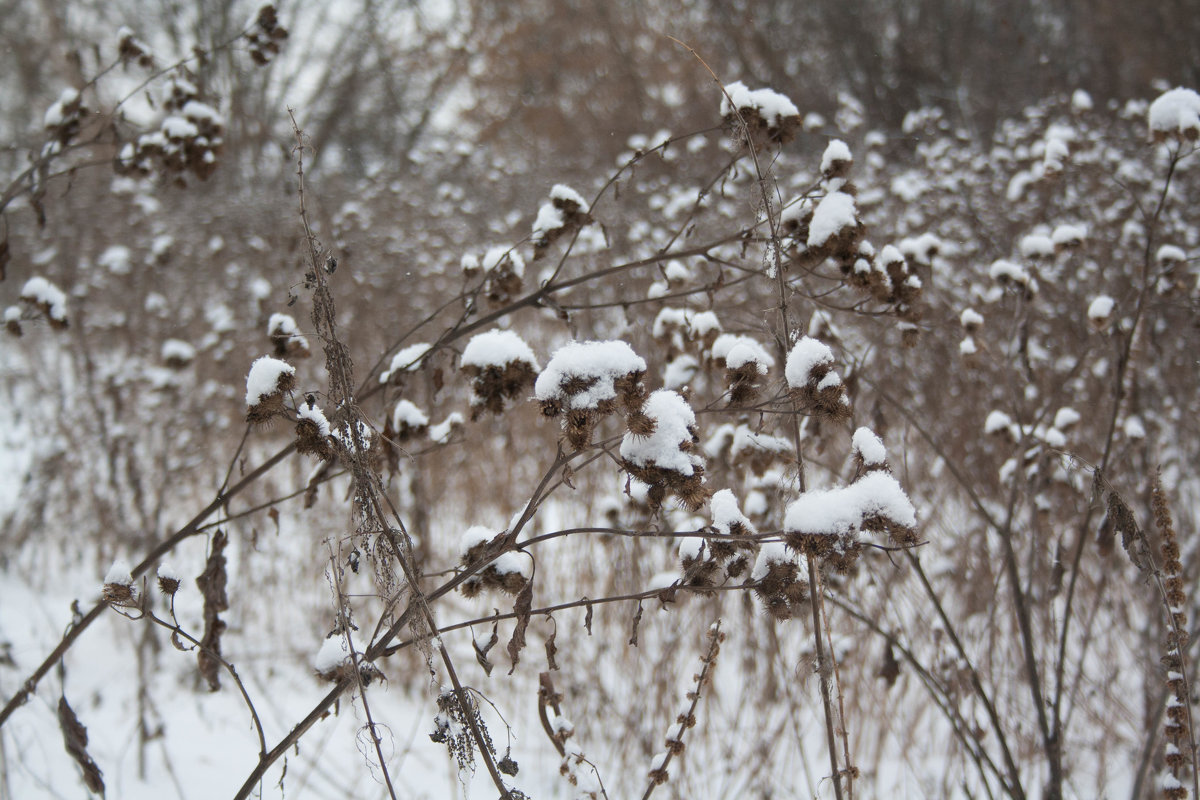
[196,530,229,691]
[58,695,104,795]
[507,579,533,674]
[473,620,500,677]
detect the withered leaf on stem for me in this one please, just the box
[197,530,229,691]
[57,695,105,795]
[878,644,900,689]
[583,598,593,636]
[544,615,559,671]
[473,619,500,677]
[628,602,644,647]
[507,579,533,674]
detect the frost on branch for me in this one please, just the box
[1148,87,1200,143]
[458,526,529,597]
[784,431,918,572]
[244,355,295,423]
[785,336,850,420]
[20,276,69,329]
[620,389,707,510]
[720,81,802,151]
[267,312,310,359]
[531,184,593,258]
[460,328,540,418]
[535,339,647,449]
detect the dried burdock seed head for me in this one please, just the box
[461,329,540,418]
[267,312,310,359]
[820,139,853,180]
[720,81,802,152]
[19,276,69,330]
[4,306,21,337]
[295,401,333,460]
[532,184,594,258]
[156,563,181,595]
[102,560,137,606]
[245,356,296,424]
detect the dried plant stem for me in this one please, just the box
[0,440,295,727]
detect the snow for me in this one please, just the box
[689,310,721,338]
[429,412,464,443]
[534,340,646,410]
[989,259,1031,286]
[1054,407,1081,430]
[97,244,133,274]
[710,489,756,536]
[663,355,699,389]
[820,139,852,174]
[156,563,180,582]
[1052,224,1086,248]
[785,337,834,389]
[1043,136,1069,172]
[1157,244,1187,264]
[712,335,774,369]
[960,309,984,329]
[751,542,792,581]
[245,356,295,406]
[459,525,496,556]
[1019,234,1055,259]
[104,559,133,586]
[1087,295,1114,321]
[1071,89,1094,112]
[1148,87,1200,139]
[532,204,565,239]
[489,551,530,577]
[461,329,539,369]
[268,312,301,337]
[392,399,429,430]
[313,632,368,676]
[297,402,331,437]
[959,337,977,355]
[720,81,800,123]
[899,233,944,265]
[724,342,771,374]
[851,428,887,466]
[984,410,1014,435]
[807,191,858,249]
[550,183,588,210]
[380,342,433,383]
[43,87,79,128]
[1123,416,1146,439]
[784,471,917,536]
[481,245,525,277]
[619,390,702,476]
[161,338,196,363]
[729,426,791,461]
[20,276,69,322]
[161,115,199,139]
